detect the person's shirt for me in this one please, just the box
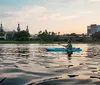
[66,43,72,50]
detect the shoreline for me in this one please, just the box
[0,40,99,44]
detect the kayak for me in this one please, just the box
[45,48,82,52]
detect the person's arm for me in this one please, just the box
[62,44,70,48]
[64,44,68,48]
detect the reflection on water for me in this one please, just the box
[0,44,100,85]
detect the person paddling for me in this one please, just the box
[66,39,73,57]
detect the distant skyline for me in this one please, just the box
[0,0,100,34]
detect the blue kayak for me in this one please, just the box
[46,48,82,52]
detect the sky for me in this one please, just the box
[0,0,100,34]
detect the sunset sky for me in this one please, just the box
[0,0,100,34]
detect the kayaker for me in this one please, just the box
[66,39,73,57]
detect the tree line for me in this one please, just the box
[1,29,100,42]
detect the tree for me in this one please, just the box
[70,33,78,37]
[14,30,30,41]
[38,30,56,42]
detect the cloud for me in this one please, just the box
[0,13,11,19]
[0,5,48,31]
[0,0,97,34]
[88,0,100,2]
[0,4,92,33]
[43,0,68,4]
[38,11,92,21]
[4,5,92,21]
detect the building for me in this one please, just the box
[0,23,6,40]
[29,34,38,40]
[17,23,21,32]
[97,25,100,32]
[87,24,100,36]
[0,23,31,40]
[6,30,16,40]
[0,23,4,32]
[26,25,29,33]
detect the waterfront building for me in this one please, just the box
[6,30,16,40]
[97,25,100,32]
[17,23,20,32]
[0,23,4,32]
[26,25,29,33]
[87,24,100,36]
[29,34,38,40]
[0,23,31,40]
[0,23,6,40]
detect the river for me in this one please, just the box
[0,44,100,85]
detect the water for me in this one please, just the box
[0,44,100,85]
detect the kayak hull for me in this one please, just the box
[45,48,82,52]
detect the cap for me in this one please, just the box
[67,39,72,43]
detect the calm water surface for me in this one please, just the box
[0,44,100,85]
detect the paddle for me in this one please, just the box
[0,77,6,84]
[58,42,67,47]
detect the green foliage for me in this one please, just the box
[38,30,56,42]
[38,31,86,42]
[70,33,77,36]
[14,30,30,41]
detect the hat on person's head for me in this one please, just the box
[67,39,72,43]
